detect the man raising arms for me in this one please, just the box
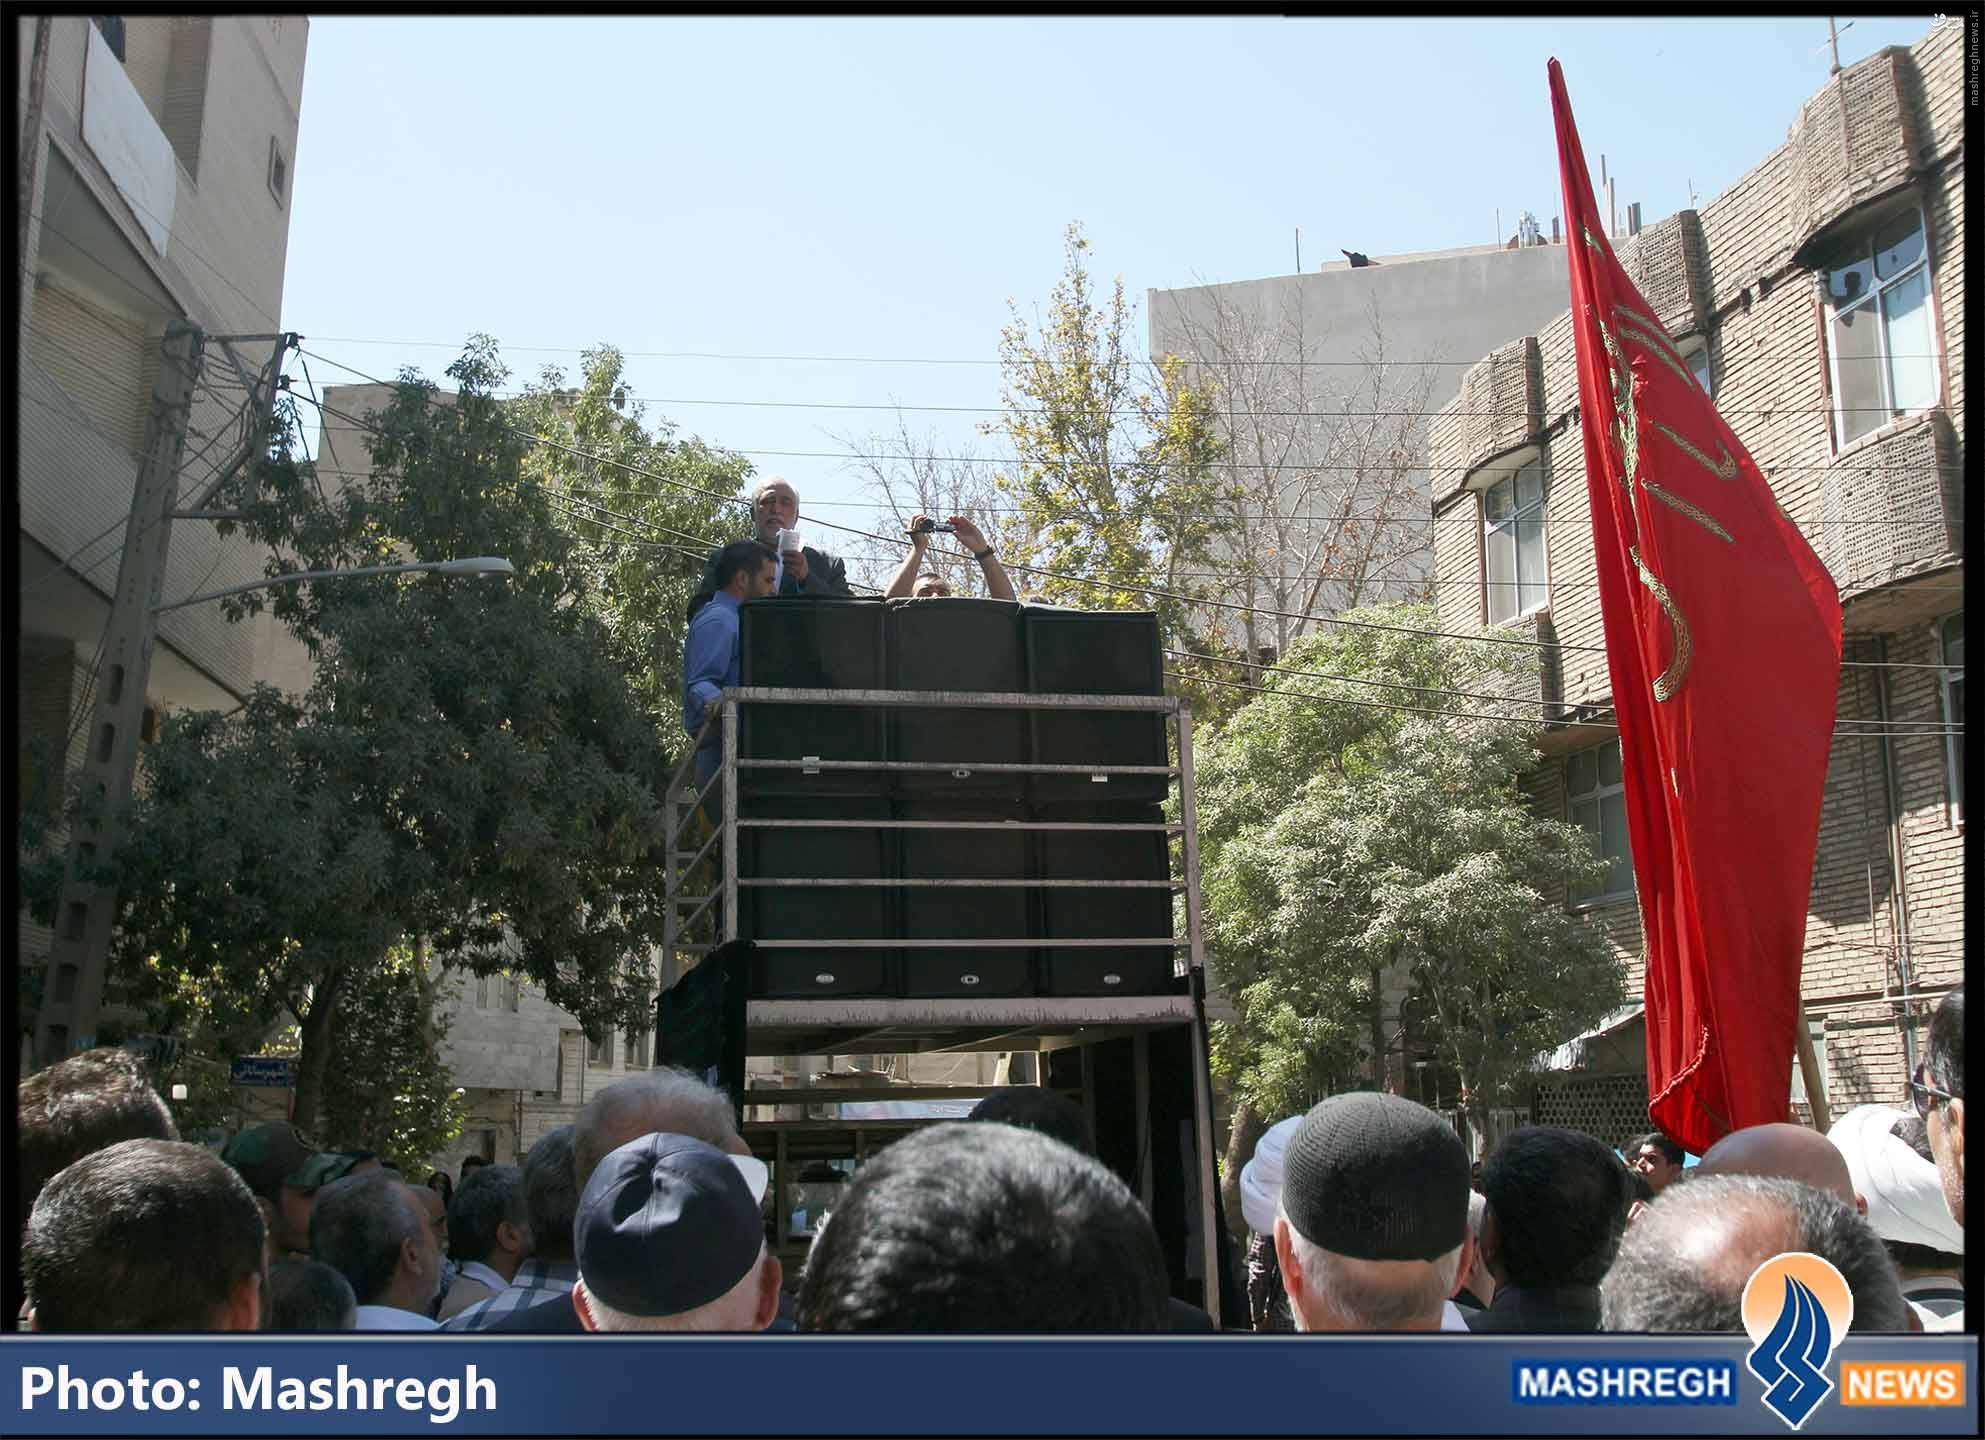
[884,514,1014,601]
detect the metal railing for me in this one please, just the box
[660,687,1209,985]
[659,684,1222,1319]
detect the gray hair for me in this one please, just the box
[521,1126,580,1262]
[447,1163,526,1266]
[752,476,797,504]
[310,1171,422,1306]
[1600,1173,1910,1332]
[574,1068,738,1189]
[582,1246,769,1333]
[1278,1201,1462,1330]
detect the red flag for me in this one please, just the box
[1549,62,1843,1155]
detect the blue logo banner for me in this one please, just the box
[0,1334,1975,1435]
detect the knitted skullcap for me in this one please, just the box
[1279,1092,1469,1262]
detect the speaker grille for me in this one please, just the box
[739,598,886,798]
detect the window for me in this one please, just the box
[1823,205,1938,447]
[1680,339,1713,399]
[267,137,287,207]
[1790,1018,1827,1108]
[1483,459,1548,624]
[1941,614,1963,820]
[1567,742,1633,903]
[627,1029,649,1071]
[587,1031,613,1068]
[93,16,127,63]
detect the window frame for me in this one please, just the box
[1478,453,1550,627]
[1940,613,1963,826]
[1819,201,1941,450]
[1789,1017,1828,1108]
[587,1031,613,1068]
[1678,336,1713,400]
[1566,741,1634,908]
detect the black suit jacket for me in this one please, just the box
[1462,1283,1602,1333]
[689,543,850,618]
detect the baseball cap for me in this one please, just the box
[575,1133,768,1318]
[220,1121,327,1199]
[1280,1092,1470,1261]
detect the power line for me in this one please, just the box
[289,366,1959,697]
[1164,645,1614,724]
[26,200,280,329]
[300,333,1948,371]
[296,359,1611,661]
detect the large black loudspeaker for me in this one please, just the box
[739,598,886,798]
[739,798,895,997]
[886,598,1026,800]
[895,802,1035,998]
[1036,804,1180,996]
[1025,608,1168,805]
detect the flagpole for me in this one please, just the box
[1793,1021,1830,1131]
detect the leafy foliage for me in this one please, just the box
[313,946,468,1172]
[505,346,753,735]
[984,223,1230,642]
[21,339,712,1128]
[1193,606,1626,1133]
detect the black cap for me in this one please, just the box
[574,1133,764,1318]
[1280,1093,1469,1261]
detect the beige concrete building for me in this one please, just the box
[16,16,312,1028]
[1419,22,1964,1145]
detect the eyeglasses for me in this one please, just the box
[1909,1061,1957,1119]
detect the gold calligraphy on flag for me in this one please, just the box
[1581,229,1744,703]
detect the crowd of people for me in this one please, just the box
[14,986,1964,1334]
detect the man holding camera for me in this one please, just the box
[690,477,850,617]
[884,513,1014,601]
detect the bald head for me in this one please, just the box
[1696,1124,1857,1207]
[1601,1174,1908,1332]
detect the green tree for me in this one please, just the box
[985,223,1229,641]
[22,339,694,1129]
[1193,605,1626,1152]
[313,944,468,1173]
[506,345,753,736]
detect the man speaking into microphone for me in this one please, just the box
[691,476,850,616]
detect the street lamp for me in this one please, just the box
[32,555,516,1069]
[154,556,515,613]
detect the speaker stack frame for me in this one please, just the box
[710,599,1182,1001]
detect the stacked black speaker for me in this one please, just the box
[736,597,1178,1000]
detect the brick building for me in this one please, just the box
[16,17,312,1040]
[1422,23,1964,1145]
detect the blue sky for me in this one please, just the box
[279,15,1940,522]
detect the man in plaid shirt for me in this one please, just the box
[442,1127,577,1332]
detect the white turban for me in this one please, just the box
[1828,1103,1963,1256]
[1239,1115,1306,1237]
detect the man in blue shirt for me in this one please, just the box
[684,539,779,805]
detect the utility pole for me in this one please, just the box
[32,324,296,1067]
[1820,18,1853,76]
[18,15,54,341]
